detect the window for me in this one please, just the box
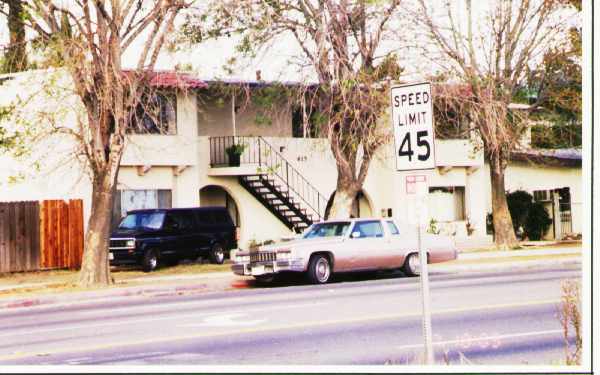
[167,211,197,231]
[428,186,465,221]
[112,189,172,228]
[303,222,351,238]
[292,107,320,138]
[352,221,384,238]
[212,210,232,225]
[386,221,400,235]
[118,212,165,230]
[130,93,177,135]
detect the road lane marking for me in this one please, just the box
[196,313,265,327]
[395,329,563,351]
[0,302,324,339]
[0,299,561,362]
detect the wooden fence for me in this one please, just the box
[0,200,84,273]
[0,201,40,273]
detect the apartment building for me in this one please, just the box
[0,70,581,248]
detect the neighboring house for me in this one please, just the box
[0,70,581,250]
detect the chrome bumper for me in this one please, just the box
[231,259,304,276]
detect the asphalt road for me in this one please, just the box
[0,265,580,366]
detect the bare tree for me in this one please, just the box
[17,1,190,286]
[188,0,403,218]
[413,0,577,249]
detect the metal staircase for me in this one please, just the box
[209,136,327,233]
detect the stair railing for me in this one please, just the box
[257,137,327,221]
[208,136,327,221]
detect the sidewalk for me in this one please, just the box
[0,245,581,311]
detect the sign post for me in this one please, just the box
[392,82,436,365]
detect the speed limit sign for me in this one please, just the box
[390,82,436,171]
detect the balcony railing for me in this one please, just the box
[209,136,327,220]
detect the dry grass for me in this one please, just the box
[559,279,582,365]
[461,241,581,254]
[0,261,231,298]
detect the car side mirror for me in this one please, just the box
[351,231,361,239]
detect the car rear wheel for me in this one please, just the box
[209,243,225,264]
[403,252,421,276]
[142,249,159,272]
[306,254,331,284]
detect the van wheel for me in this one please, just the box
[306,254,331,284]
[142,249,159,272]
[209,243,225,264]
[402,253,420,276]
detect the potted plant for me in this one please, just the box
[225,143,246,167]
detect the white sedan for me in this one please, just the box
[231,218,457,284]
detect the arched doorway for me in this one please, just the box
[199,185,240,227]
[324,190,374,219]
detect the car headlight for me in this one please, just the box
[125,239,135,248]
[235,254,250,263]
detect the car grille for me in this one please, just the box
[250,252,276,263]
[110,239,131,248]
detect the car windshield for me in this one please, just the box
[118,212,165,230]
[303,222,351,239]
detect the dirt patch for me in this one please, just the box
[0,262,232,299]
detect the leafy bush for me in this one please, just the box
[506,190,552,240]
[506,190,533,233]
[525,202,552,240]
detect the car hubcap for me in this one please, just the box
[215,248,224,262]
[409,254,420,275]
[149,256,157,269]
[316,258,330,282]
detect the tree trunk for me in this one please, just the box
[2,0,27,73]
[77,175,116,286]
[489,153,519,250]
[327,166,360,220]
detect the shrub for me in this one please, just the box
[506,190,552,240]
[525,202,552,240]
[506,190,533,233]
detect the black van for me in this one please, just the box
[109,207,238,272]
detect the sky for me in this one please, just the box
[0,1,581,84]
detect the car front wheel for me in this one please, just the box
[209,243,225,264]
[142,249,159,272]
[403,252,421,276]
[306,254,331,284]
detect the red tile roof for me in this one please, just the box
[123,70,207,89]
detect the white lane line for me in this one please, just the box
[0,302,325,339]
[64,356,92,365]
[193,313,266,327]
[396,329,563,351]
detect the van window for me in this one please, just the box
[213,210,232,225]
[166,211,196,231]
[196,211,214,225]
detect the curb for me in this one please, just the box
[0,256,581,312]
[0,281,214,311]
[431,257,581,273]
